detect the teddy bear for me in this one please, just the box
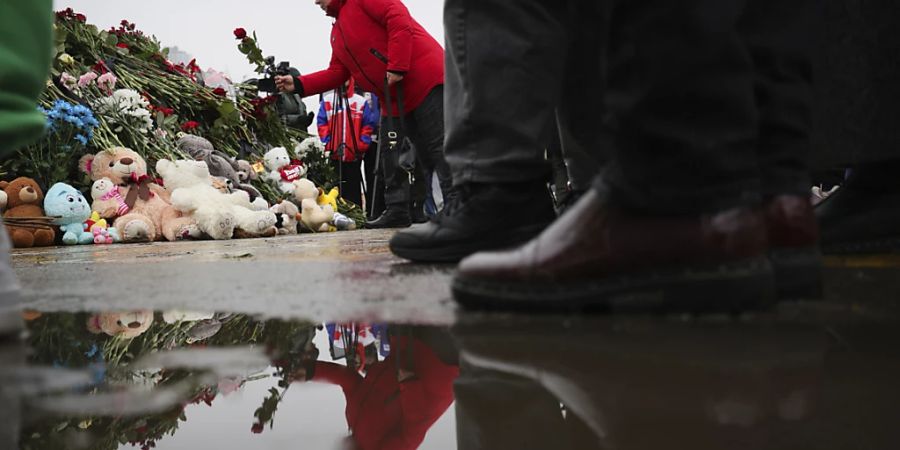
[80,147,201,242]
[43,182,95,245]
[86,310,154,339]
[179,134,268,210]
[292,178,319,205]
[300,198,335,232]
[270,200,300,235]
[0,177,55,248]
[264,147,307,194]
[91,177,130,217]
[156,159,277,240]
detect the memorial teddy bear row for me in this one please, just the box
[0,144,357,248]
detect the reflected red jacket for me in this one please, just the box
[298,0,444,116]
[312,335,459,450]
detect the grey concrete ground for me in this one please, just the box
[10,227,457,325]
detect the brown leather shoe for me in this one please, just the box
[764,195,822,300]
[452,189,775,313]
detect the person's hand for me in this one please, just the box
[275,75,296,93]
[387,72,404,86]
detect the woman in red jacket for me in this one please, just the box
[276,0,453,229]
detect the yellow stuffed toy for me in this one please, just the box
[317,187,339,212]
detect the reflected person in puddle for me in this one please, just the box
[451,317,900,450]
[285,325,459,450]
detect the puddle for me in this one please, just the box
[5,311,900,449]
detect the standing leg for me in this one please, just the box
[363,145,384,220]
[366,115,412,228]
[388,0,564,263]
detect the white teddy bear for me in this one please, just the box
[264,147,308,194]
[156,159,277,240]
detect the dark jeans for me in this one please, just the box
[379,86,453,208]
[444,0,814,214]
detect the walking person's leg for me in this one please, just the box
[454,0,775,312]
[740,0,821,299]
[363,144,384,220]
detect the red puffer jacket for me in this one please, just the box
[298,0,444,116]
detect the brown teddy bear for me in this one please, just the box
[79,147,200,242]
[0,177,55,248]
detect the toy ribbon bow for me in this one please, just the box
[123,173,154,209]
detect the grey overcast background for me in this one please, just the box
[50,4,454,449]
[54,0,446,133]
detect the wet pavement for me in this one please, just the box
[4,229,900,449]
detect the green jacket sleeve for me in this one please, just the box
[0,0,53,157]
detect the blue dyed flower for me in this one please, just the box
[74,134,88,145]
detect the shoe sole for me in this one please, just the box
[390,222,550,263]
[452,257,775,314]
[769,247,823,301]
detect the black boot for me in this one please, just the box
[388,181,556,263]
[365,206,412,229]
[410,198,429,224]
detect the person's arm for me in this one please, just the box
[279,52,351,97]
[311,361,362,396]
[358,0,413,76]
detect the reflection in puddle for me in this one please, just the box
[14,312,459,450]
[6,311,900,449]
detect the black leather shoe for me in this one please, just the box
[365,207,411,229]
[389,181,556,263]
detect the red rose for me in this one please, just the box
[213,87,227,97]
[92,61,109,74]
[251,423,264,434]
[181,121,200,131]
[116,43,129,49]
[75,13,87,22]
[234,28,247,39]
[159,107,174,116]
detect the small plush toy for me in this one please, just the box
[270,200,300,235]
[86,311,154,339]
[234,159,257,183]
[90,177,130,216]
[84,211,121,244]
[0,190,7,212]
[300,198,334,232]
[264,147,307,194]
[178,134,241,185]
[317,187,340,212]
[292,178,319,204]
[162,310,215,324]
[1,177,55,248]
[44,183,95,245]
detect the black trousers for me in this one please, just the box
[444,0,814,214]
[812,0,900,167]
[379,86,453,208]
[332,158,363,208]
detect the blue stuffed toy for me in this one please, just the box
[44,183,95,245]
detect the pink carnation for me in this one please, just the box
[97,72,118,94]
[60,72,78,90]
[78,71,98,87]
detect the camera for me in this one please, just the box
[255,56,292,93]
